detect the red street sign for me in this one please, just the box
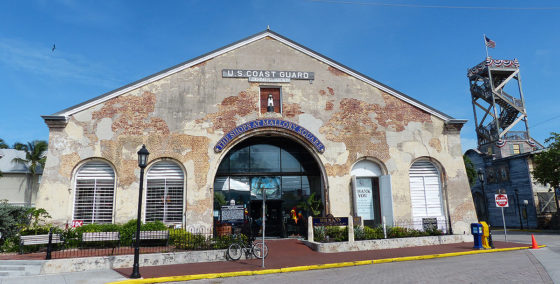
[72,220,84,228]
[495,194,509,207]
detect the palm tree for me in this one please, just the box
[0,138,8,149]
[12,140,48,206]
[0,138,7,177]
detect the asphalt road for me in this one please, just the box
[177,231,560,284]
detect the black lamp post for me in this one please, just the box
[131,145,149,279]
[515,189,523,230]
[477,169,488,222]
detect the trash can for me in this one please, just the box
[471,223,483,249]
[479,221,491,249]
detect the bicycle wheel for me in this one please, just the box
[227,243,243,260]
[252,242,268,259]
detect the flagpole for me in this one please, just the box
[483,34,489,58]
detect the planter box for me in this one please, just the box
[302,234,472,253]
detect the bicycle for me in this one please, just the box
[227,234,269,260]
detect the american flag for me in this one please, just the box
[485,36,496,48]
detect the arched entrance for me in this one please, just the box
[213,136,323,237]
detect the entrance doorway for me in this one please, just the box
[213,137,323,237]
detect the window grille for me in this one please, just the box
[537,192,558,213]
[409,160,446,232]
[74,162,115,224]
[146,161,185,224]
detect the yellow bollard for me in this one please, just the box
[479,221,491,249]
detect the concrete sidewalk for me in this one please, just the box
[0,269,127,284]
[112,239,531,282]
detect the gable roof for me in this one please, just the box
[43,30,465,125]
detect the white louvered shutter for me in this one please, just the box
[74,162,115,224]
[409,161,445,230]
[146,161,184,224]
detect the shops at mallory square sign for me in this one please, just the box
[214,119,325,153]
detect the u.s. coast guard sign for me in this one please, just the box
[214,119,325,153]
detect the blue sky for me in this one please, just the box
[1,1,559,152]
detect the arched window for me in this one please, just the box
[146,161,185,224]
[409,160,446,230]
[73,161,115,224]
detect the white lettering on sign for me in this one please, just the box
[354,178,375,220]
[495,194,509,207]
[222,69,315,81]
[72,220,84,228]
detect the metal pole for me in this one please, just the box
[483,34,489,58]
[515,190,523,230]
[501,206,507,242]
[481,181,488,222]
[262,188,266,268]
[130,167,145,279]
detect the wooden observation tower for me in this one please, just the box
[467,57,541,157]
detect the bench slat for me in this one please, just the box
[139,230,169,240]
[82,232,120,242]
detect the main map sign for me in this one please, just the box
[214,119,325,153]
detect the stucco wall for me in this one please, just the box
[37,36,476,233]
[0,173,38,206]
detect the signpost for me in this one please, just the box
[495,193,509,241]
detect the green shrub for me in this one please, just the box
[212,234,237,249]
[354,226,365,240]
[170,229,209,250]
[313,226,326,242]
[325,226,348,242]
[363,226,384,240]
[0,201,30,246]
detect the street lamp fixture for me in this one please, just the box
[131,145,149,279]
[477,168,488,222]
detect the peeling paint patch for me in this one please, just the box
[327,87,335,96]
[201,90,259,132]
[430,138,442,152]
[328,66,347,77]
[319,90,326,96]
[283,103,304,118]
[372,93,431,132]
[320,98,390,176]
[325,101,334,111]
[92,91,170,135]
[59,152,80,178]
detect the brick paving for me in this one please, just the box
[113,239,527,279]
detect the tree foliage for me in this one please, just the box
[0,138,8,149]
[463,155,477,186]
[12,140,48,175]
[533,132,560,190]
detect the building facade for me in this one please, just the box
[0,149,41,206]
[38,30,477,235]
[466,56,558,229]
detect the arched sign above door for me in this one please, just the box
[214,119,325,154]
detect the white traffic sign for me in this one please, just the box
[495,194,509,207]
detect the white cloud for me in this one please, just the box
[0,38,118,88]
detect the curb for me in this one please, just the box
[108,245,546,284]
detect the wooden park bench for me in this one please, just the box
[82,231,120,253]
[137,230,170,246]
[20,233,63,258]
